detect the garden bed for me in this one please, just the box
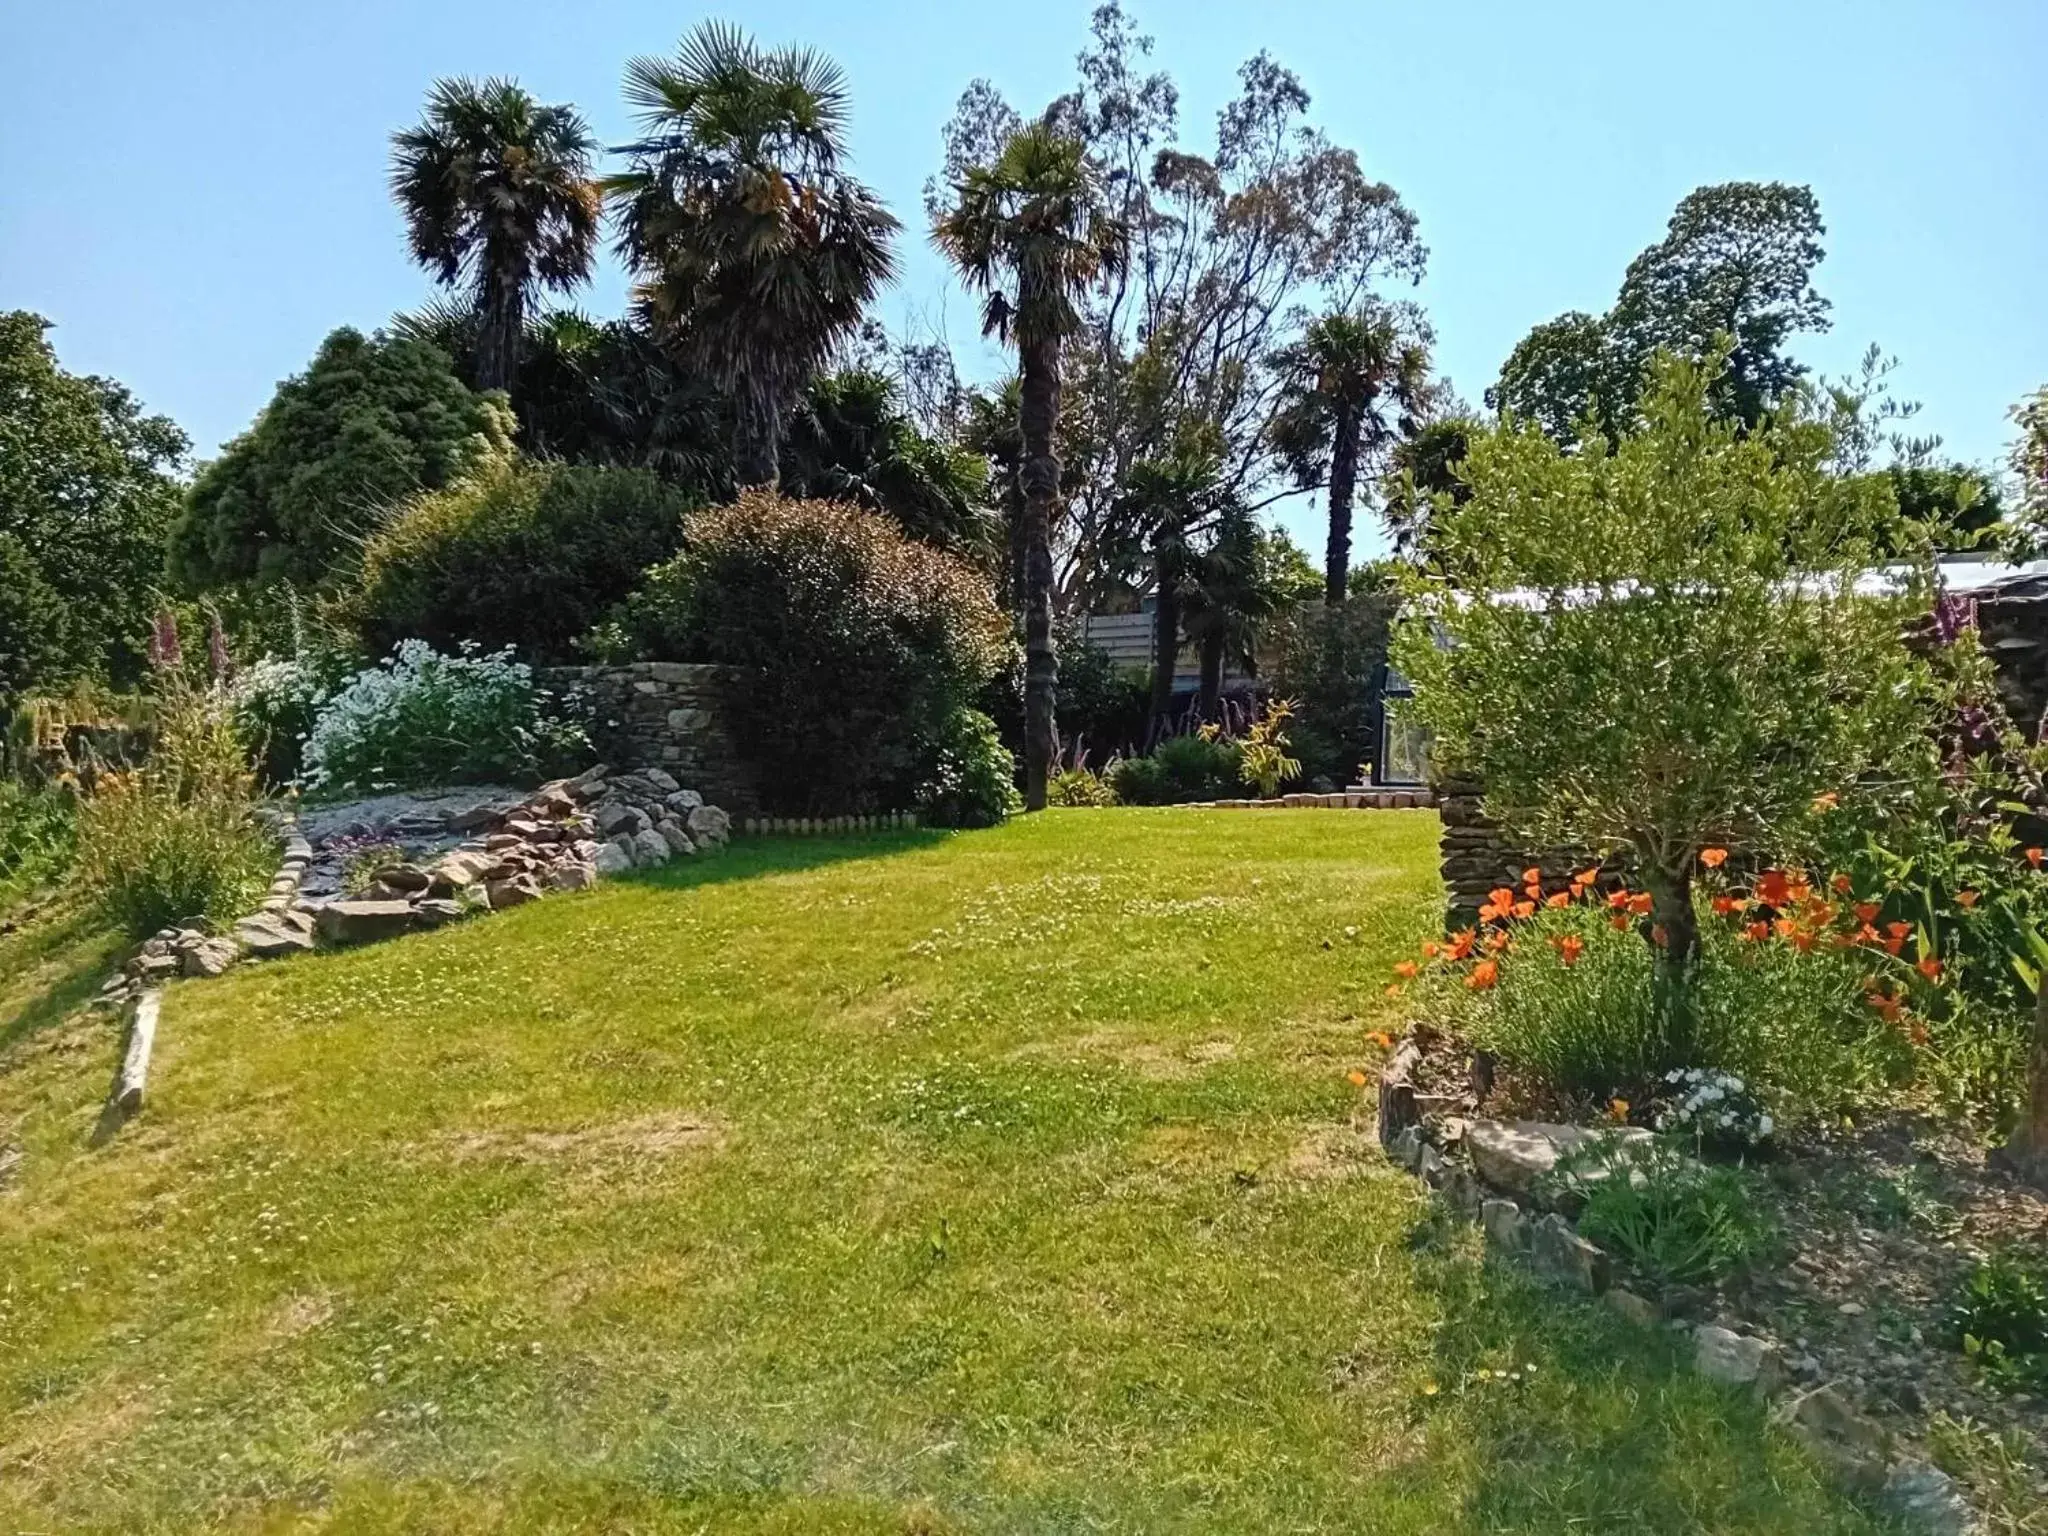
[1379,1027,2048,1529]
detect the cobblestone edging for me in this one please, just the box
[741,813,922,835]
[1376,1057,1982,1534]
[1206,788,1437,810]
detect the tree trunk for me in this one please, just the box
[733,389,782,490]
[1324,403,1361,606]
[1017,338,1062,812]
[1149,539,1181,721]
[1646,863,1701,1068]
[1198,628,1224,718]
[1005,479,1027,618]
[474,261,526,397]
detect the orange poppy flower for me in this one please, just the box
[1488,886,1516,909]
[1347,1069,1369,1086]
[1484,928,1513,954]
[1956,890,1980,909]
[1743,920,1771,942]
[1572,867,1600,888]
[1700,847,1728,869]
[1916,955,1944,983]
[1546,891,1571,909]
[1805,901,1836,927]
[1523,884,1543,903]
[1610,915,1631,932]
[1866,991,1903,1023]
[1854,902,1880,925]
[1907,1019,1931,1046]
[1445,930,1476,960]
[2029,848,2044,869]
[1366,1030,1395,1049]
[1421,940,1440,959]
[1393,961,1419,980]
[1884,932,1907,957]
[1557,934,1585,966]
[1857,923,1881,945]
[1711,894,1740,916]
[1512,900,1536,920]
[1607,888,1632,911]
[1831,873,1854,895]
[1812,791,1841,812]
[1521,867,1541,886]
[1466,959,1499,990]
[1755,870,1792,908]
[1628,892,1653,917]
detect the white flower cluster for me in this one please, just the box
[301,640,582,794]
[1659,1066,1774,1143]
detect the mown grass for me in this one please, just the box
[0,810,1891,1532]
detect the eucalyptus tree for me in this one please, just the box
[927,3,1427,607]
[933,120,1127,810]
[389,78,601,395]
[1269,303,1434,602]
[610,22,897,488]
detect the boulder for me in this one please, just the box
[593,841,634,877]
[180,937,241,978]
[1880,1460,1976,1536]
[550,861,598,892]
[1779,1385,1891,1485]
[235,910,315,959]
[1603,1287,1660,1326]
[566,763,611,798]
[315,900,416,947]
[1466,1119,1651,1198]
[641,766,681,792]
[1530,1212,1609,1294]
[411,898,468,928]
[1481,1198,1528,1255]
[655,819,696,855]
[484,875,544,910]
[1693,1325,1786,1395]
[596,802,652,838]
[665,788,705,813]
[630,828,673,867]
[428,851,494,895]
[684,804,732,847]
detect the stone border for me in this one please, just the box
[1207,788,1436,810]
[741,813,922,835]
[1376,1054,1981,1534]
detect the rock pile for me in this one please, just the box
[94,766,731,1007]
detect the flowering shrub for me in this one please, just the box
[1550,1137,1779,1287]
[915,707,1019,829]
[301,641,590,795]
[1388,856,1915,1112]
[1658,1068,1774,1150]
[1048,763,1117,807]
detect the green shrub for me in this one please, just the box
[0,778,76,906]
[1408,882,1904,1110]
[1947,1250,2048,1394]
[302,641,590,795]
[619,492,1011,816]
[1552,1137,1778,1287]
[917,708,1019,829]
[75,680,273,936]
[1265,587,1394,785]
[352,458,693,663]
[1106,733,1243,806]
[1048,764,1116,807]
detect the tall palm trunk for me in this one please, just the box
[1324,400,1361,605]
[1149,535,1181,720]
[733,387,783,489]
[1017,336,1062,811]
[1197,628,1225,718]
[474,257,528,395]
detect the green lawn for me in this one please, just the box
[0,810,1889,1533]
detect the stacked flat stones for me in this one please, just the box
[297,764,732,947]
[95,766,733,1002]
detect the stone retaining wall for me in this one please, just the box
[539,663,757,814]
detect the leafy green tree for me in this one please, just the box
[610,21,898,488]
[1269,303,1433,603]
[169,327,514,591]
[782,369,996,560]
[389,78,601,395]
[933,119,1127,809]
[1382,415,1478,559]
[1180,511,1304,716]
[1491,182,1832,444]
[0,311,188,700]
[1395,348,1945,1066]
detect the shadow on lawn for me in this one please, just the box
[0,900,121,1063]
[618,829,954,894]
[1370,1213,1887,1533]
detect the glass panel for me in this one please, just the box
[1379,696,1433,786]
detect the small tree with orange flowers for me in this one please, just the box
[1394,346,1951,1064]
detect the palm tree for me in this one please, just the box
[934,121,1126,810]
[1114,438,1230,720]
[610,22,897,488]
[1182,507,1286,718]
[1269,304,1434,603]
[390,78,601,396]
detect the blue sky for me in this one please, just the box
[5,0,2042,557]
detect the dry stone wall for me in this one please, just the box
[539,663,757,814]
